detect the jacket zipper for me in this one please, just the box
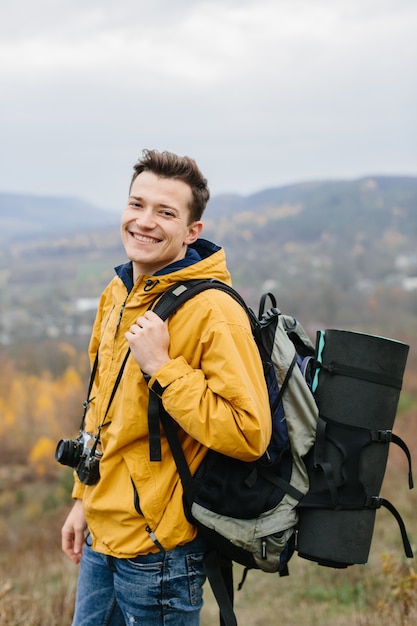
[146,525,165,552]
[114,296,128,336]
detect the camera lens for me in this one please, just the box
[55,439,83,468]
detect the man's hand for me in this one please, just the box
[125,310,171,376]
[61,499,87,564]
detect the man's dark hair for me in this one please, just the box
[130,149,210,222]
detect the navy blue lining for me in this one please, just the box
[114,239,219,293]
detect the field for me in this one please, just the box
[1,404,416,626]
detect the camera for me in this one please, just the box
[55,431,102,485]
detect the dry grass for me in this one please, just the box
[0,479,77,626]
[1,409,416,626]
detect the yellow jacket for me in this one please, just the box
[73,240,271,557]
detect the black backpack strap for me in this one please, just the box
[147,279,257,626]
[150,278,249,321]
[366,496,414,558]
[320,360,403,390]
[203,551,237,626]
[270,352,298,416]
[146,382,163,461]
[370,431,414,489]
[159,405,238,626]
[159,407,195,501]
[256,465,305,501]
[147,277,252,464]
[312,414,339,506]
[258,292,278,318]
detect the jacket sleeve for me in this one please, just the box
[148,291,271,461]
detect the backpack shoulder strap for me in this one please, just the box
[149,280,246,626]
[150,278,251,321]
[160,407,238,626]
[148,279,250,463]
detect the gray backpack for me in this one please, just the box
[148,279,413,626]
[148,279,317,625]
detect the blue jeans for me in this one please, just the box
[72,536,208,626]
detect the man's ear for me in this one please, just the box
[185,221,203,245]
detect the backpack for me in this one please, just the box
[148,279,414,626]
[147,278,317,625]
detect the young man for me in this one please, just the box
[61,149,271,625]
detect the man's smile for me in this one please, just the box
[130,232,161,244]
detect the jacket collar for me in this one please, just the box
[114,239,220,293]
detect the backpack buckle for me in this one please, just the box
[371,430,392,443]
[366,495,383,509]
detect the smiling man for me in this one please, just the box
[60,149,271,626]
[121,170,202,280]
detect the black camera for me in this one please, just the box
[55,431,102,485]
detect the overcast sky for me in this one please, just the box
[1,0,416,211]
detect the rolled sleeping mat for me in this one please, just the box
[296,329,409,567]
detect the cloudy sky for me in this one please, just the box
[1,0,416,211]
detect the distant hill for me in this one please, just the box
[2,175,416,247]
[1,175,417,344]
[0,192,117,244]
[206,175,417,244]
[211,175,417,214]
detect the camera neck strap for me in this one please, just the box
[79,348,131,433]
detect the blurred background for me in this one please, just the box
[0,1,416,624]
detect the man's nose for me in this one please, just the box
[136,208,156,228]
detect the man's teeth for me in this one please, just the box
[133,234,158,243]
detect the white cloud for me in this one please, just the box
[0,0,416,209]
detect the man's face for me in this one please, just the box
[121,171,202,280]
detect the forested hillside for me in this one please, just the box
[1,175,417,346]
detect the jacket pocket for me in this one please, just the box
[131,477,143,515]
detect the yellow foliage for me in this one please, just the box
[34,390,54,419]
[0,398,16,434]
[62,366,83,390]
[28,436,56,476]
[58,342,77,360]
